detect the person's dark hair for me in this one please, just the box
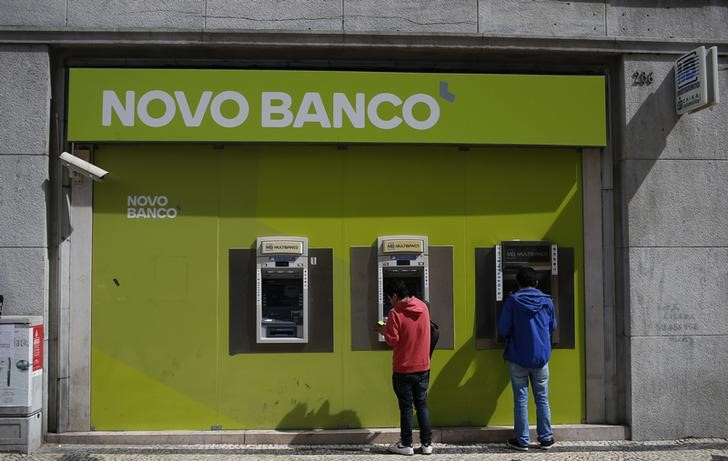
[516,266,538,288]
[383,280,410,299]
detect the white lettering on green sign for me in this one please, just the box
[103,90,440,130]
[104,90,249,128]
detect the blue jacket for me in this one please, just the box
[497,287,556,369]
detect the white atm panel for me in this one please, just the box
[376,235,429,341]
[255,236,309,343]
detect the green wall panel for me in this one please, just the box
[92,143,584,430]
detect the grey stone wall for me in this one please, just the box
[0,45,50,317]
[621,55,728,439]
[0,0,726,40]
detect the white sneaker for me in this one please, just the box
[421,443,433,455]
[387,441,414,456]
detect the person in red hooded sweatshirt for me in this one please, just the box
[377,280,433,456]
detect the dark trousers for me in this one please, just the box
[392,370,432,446]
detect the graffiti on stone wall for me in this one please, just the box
[653,303,699,333]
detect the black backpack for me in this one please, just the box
[424,300,439,357]
[429,320,440,357]
[423,300,440,358]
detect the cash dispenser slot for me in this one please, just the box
[377,235,430,341]
[256,236,309,343]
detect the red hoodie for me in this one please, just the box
[384,296,431,374]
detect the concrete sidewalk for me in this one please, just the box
[1,439,727,461]
[44,425,628,445]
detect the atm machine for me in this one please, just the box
[497,240,559,312]
[256,236,309,343]
[377,235,430,328]
[474,239,573,349]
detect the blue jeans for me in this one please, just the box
[392,370,432,446]
[509,362,553,445]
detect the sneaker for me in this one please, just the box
[538,438,555,450]
[387,441,414,456]
[506,438,529,451]
[421,443,433,455]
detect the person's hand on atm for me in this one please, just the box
[375,320,386,335]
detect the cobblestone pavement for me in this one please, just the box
[1,439,727,461]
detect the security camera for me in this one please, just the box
[60,151,109,181]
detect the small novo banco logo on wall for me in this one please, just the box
[127,195,177,219]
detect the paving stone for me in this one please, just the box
[1,439,725,460]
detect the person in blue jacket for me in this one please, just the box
[498,266,557,452]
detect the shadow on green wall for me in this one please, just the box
[277,400,362,431]
[429,338,510,426]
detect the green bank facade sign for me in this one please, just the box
[68,68,606,146]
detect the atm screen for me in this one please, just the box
[261,278,304,324]
[502,269,552,298]
[382,274,424,318]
